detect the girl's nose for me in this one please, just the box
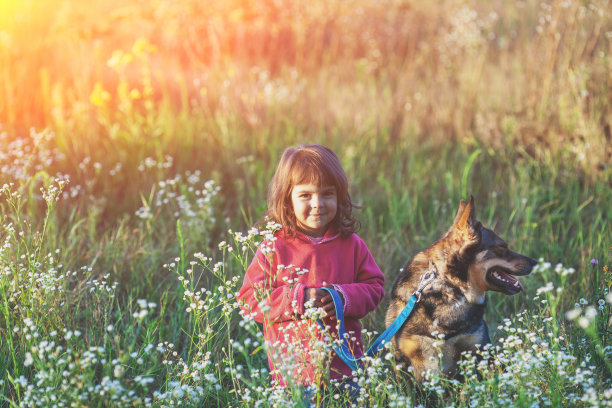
[311,195,321,207]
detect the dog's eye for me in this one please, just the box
[494,246,508,256]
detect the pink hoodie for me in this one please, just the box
[237,228,385,385]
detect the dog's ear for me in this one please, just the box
[451,199,468,226]
[456,195,476,229]
[450,195,481,253]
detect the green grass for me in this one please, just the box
[1,128,610,407]
[1,0,611,406]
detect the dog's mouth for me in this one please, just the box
[486,267,524,295]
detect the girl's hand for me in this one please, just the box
[304,284,344,320]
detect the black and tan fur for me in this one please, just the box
[385,196,536,382]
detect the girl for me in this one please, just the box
[237,144,385,389]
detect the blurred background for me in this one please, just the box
[1,0,610,156]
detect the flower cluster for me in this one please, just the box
[0,128,66,183]
[134,170,220,232]
[11,328,169,408]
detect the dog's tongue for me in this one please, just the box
[495,270,524,291]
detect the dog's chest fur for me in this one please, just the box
[388,271,487,334]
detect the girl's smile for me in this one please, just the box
[291,183,338,237]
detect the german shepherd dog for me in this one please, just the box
[385,196,537,382]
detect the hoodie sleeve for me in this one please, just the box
[237,243,307,324]
[332,237,385,319]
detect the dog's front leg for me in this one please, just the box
[396,334,442,383]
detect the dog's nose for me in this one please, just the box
[529,257,538,266]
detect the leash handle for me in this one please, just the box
[316,287,360,371]
[316,287,420,371]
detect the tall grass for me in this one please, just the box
[0,0,611,406]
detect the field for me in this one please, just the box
[0,0,611,406]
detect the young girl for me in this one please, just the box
[237,144,385,389]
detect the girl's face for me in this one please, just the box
[291,183,337,237]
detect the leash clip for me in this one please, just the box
[414,263,437,303]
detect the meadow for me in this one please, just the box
[0,0,611,406]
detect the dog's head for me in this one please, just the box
[444,196,537,296]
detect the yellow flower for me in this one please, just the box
[130,89,141,100]
[90,82,110,107]
[118,80,130,99]
[107,50,133,69]
[229,9,243,23]
[132,37,157,57]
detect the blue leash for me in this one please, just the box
[316,268,436,371]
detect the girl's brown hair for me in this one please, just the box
[266,144,360,237]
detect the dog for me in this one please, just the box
[385,196,536,382]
